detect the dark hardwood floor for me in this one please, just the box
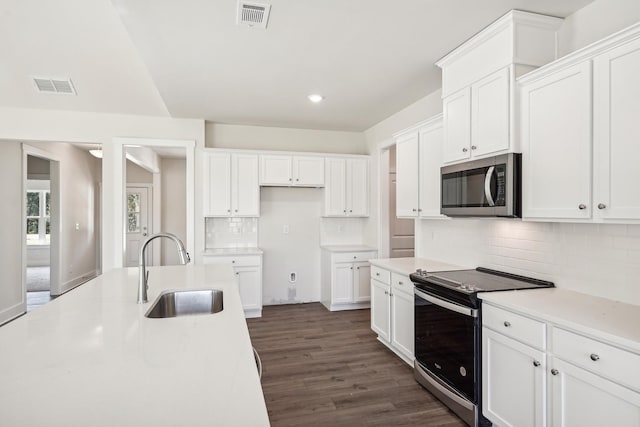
[247,303,465,426]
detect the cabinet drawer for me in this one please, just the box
[483,304,546,350]
[333,251,376,263]
[391,273,412,296]
[552,327,640,391]
[202,255,261,267]
[371,266,390,285]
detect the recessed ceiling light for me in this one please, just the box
[308,94,324,103]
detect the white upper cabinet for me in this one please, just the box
[259,154,324,187]
[395,115,445,218]
[519,23,640,223]
[437,11,563,165]
[204,151,259,217]
[324,157,369,217]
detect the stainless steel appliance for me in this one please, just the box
[410,267,554,426]
[441,153,521,217]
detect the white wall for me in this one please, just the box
[126,160,153,183]
[258,187,323,305]
[160,158,187,265]
[0,142,25,324]
[206,123,367,154]
[28,142,101,291]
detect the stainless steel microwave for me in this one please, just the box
[440,153,521,217]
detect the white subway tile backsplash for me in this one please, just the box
[205,217,259,248]
[416,218,640,305]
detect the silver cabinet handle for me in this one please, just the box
[296,178,299,182]
[356,266,360,270]
[484,166,496,207]
[503,321,511,327]
[533,360,541,367]
[551,369,559,376]
[462,147,468,153]
[412,208,417,212]
[343,209,346,213]
[418,208,422,212]
[471,145,477,150]
[376,272,380,276]
[235,209,238,212]
[579,204,587,210]
[384,290,388,295]
[398,281,403,285]
[597,203,606,210]
[231,260,235,263]
[227,209,231,213]
[590,353,600,361]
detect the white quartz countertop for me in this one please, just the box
[480,288,640,353]
[202,247,264,255]
[320,245,377,252]
[369,257,467,276]
[0,265,269,427]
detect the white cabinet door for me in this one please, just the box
[594,37,640,221]
[371,279,390,342]
[472,67,510,157]
[324,158,346,216]
[233,154,259,217]
[395,131,419,217]
[443,87,472,163]
[418,121,444,218]
[347,158,369,216]
[482,328,546,427]
[550,357,640,427]
[204,152,231,216]
[235,266,262,312]
[353,262,371,303]
[292,156,324,186]
[390,289,414,360]
[259,155,292,185]
[332,263,353,304]
[521,61,592,220]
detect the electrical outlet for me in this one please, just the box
[289,272,296,283]
[283,225,289,234]
[75,222,80,231]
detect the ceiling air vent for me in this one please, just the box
[237,1,271,29]
[33,77,77,95]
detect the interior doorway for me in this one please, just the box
[388,145,415,258]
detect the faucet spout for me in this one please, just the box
[138,232,190,304]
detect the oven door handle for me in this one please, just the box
[415,289,478,318]
[484,166,496,207]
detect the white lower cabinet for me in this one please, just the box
[321,249,377,311]
[482,302,640,427]
[202,254,262,318]
[370,265,414,366]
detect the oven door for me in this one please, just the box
[414,288,479,403]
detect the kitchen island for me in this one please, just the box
[0,265,269,427]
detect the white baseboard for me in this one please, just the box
[0,302,25,326]
[55,270,98,296]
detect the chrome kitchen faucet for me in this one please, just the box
[138,232,190,304]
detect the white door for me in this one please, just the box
[235,267,261,311]
[204,152,231,216]
[332,263,353,304]
[259,155,291,185]
[395,132,419,217]
[126,187,151,267]
[346,158,369,216]
[472,67,511,157]
[233,154,260,217]
[443,87,472,163]
[292,156,324,186]
[593,37,640,221]
[550,357,640,427]
[371,279,390,341]
[324,158,347,216]
[482,328,546,427]
[521,61,592,220]
[418,121,444,218]
[353,262,371,303]
[390,289,414,360]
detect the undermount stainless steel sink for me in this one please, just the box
[145,289,224,318]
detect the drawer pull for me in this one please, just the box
[551,369,559,376]
[384,290,388,295]
[398,281,403,285]
[533,360,541,367]
[376,272,380,276]
[232,260,235,263]
[590,353,600,362]
[503,321,511,327]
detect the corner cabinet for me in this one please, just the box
[203,151,260,217]
[520,24,640,223]
[259,154,324,187]
[202,253,262,318]
[437,11,563,164]
[320,248,377,311]
[370,264,414,366]
[323,157,369,217]
[394,115,445,218]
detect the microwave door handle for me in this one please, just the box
[484,166,496,207]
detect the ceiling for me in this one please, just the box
[2,0,594,131]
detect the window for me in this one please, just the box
[127,192,141,233]
[26,190,50,245]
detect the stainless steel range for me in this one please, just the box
[410,267,554,426]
